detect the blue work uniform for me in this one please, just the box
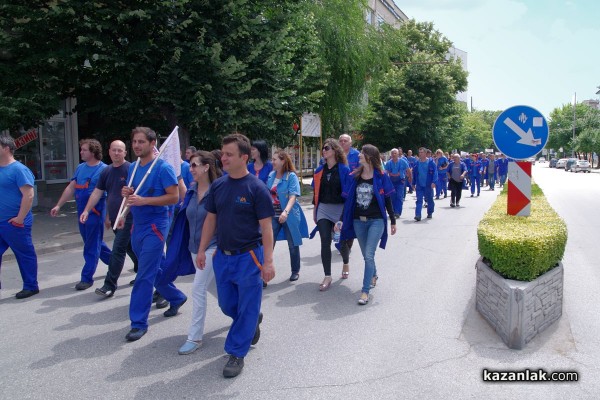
[128,158,178,330]
[435,156,449,198]
[405,155,417,193]
[463,157,472,189]
[384,157,409,216]
[205,173,274,358]
[469,158,483,196]
[412,158,438,218]
[347,148,360,172]
[0,161,38,291]
[73,162,111,284]
[497,157,509,186]
[248,161,273,184]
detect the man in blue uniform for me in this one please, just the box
[405,149,417,194]
[384,148,411,218]
[51,139,111,290]
[412,147,438,221]
[119,127,180,341]
[497,154,509,187]
[0,135,39,299]
[339,134,360,172]
[80,140,138,297]
[197,133,275,378]
[435,149,448,199]
[469,154,483,197]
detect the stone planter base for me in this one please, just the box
[475,257,563,350]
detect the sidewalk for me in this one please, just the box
[4,200,114,262]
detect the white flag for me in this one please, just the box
[158,127,181,177]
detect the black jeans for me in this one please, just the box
[317,219,350,276]
[104,214,138,290]
[449,179,463,205]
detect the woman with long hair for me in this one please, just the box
[312,138,351,291]
[177,151,223,355]
[266,150,309,281]
[248,139,273,184]
[340,144,396,305]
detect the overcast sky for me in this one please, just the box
[396,0,600,118]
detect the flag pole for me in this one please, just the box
[114,126,179,227]
[113,157,141,230]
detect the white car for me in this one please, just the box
[571,160,591,173]
[538,157,547,163]
[555,158,568,169]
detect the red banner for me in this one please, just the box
[14,129,38,149]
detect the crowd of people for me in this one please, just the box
[0,130,510,378]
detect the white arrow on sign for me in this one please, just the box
[503,117,542,147]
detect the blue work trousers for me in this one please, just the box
[390,181,405,216]
[470,175,481,195]
[272,219,300,274]
[214,247,263,358]
[436,177,448,198]
[0,221,38,291]
[415,185,434,218]
[104,214,138,290]
[130,221,168,330]
[78,211,111,283]
[353,218,384,294]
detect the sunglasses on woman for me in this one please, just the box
[190,162,202,168]
[322,146,331,151]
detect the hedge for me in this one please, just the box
[477,184,567,281]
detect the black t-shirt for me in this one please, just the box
[354,177,381,219]
[96,161,130,223]
[319,163,344,204]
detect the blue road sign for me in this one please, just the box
[492,105,549,160]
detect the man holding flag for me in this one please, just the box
[117,127,181,342]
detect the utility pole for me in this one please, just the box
[572,92,576,157]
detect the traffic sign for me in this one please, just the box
[492,105,549,160]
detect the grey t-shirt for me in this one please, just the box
[450,163,463,182]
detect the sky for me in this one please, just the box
[396,0,600,118]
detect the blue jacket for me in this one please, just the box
[339,169,395,249]
[469,159,483,177]
[412,158,438,188]
[157,187,196,285]
[266,171,309,246]
[347,148,360,172]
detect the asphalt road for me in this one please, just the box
[1,165,598,399]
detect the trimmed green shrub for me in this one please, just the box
[477,184,567,281]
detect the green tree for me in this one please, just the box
[573,106,600,167]
[0,1,327,149]
[547,103,587,156]
[360,20,468,151]
[453,109,495,153]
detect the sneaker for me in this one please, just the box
[427,214,432,219]
[15,289,39,299]
[125,328,147,342]
[456,203,460,207]
[223,355,244,378]
[470,194,474,197]
[252,312,263,345]
[75,281,92,291]
[450,203,455,208]
[95,285,115,298]
[178,340,202,355]
[414,216,421,222]
[358,293,369,305]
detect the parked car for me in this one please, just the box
[527,157,536,165]
[555,158,568,169]
[549,158,558,168]
[565,158,577,171]
[571,159,591,173]
[538,157,547,163]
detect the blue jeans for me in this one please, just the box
[272,219,300,274]
[353,218,384,294]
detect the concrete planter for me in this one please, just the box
[475,257,563,350]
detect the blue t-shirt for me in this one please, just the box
[0,161,35,224]
[96,161,130,223]
[205,173,274,251]
[72,162,107,213]
[347,148,360,171]
[248,161,273,184]
[180,161,193,188]
[384,158,409,182]
[127,158,178,225]
[417,160,429,187]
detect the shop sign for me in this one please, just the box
[14,129,38,149]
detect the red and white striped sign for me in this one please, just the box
[507,161,531,216]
